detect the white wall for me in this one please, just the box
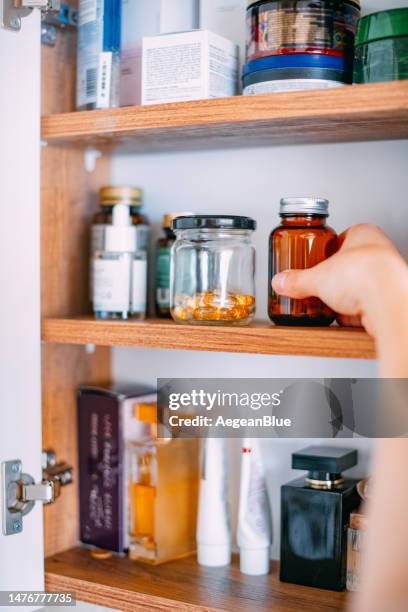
[111,137,408,557]
[110,0,408,559]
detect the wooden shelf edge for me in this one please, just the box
[41,82,408,151]
[41,317,376,360]
[45,547,347,612]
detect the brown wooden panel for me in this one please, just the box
[45,548,348,611]
[41,317,376,360]
[41,81,408,152]
[42,345,110,557]
[41,20,112,557]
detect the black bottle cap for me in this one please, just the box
[292,446,358,474]
[172,215,256,231]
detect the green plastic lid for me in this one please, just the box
[356,8,408,46]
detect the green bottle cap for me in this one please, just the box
[356,8,408,47]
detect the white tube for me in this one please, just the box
[197,437,231,567]
[237,438,272,575]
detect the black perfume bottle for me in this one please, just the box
[280,446,361,591]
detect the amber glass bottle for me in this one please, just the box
[268,198,338,326]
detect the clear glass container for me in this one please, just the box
[170,215,256,326]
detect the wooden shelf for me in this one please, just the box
[41,317,375,359]
[41,81,408,153]
[45,548,347,612]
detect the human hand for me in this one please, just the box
[271,224,406,338]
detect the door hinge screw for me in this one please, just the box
[11,463,19,473]
[13,521,22,533]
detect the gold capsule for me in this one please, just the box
[193,307,220,321]
[235,295,256,308]
[172,306,193,321]
[173,292,255,323]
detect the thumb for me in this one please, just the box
[272,269,318,299]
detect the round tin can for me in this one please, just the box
[242,53,350,93]
[246,0,361,62]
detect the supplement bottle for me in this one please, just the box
[92,204,147,320]
[91,187,149,255]
[155,212,193,318]
[268,198,338,326]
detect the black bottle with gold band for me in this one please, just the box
[280,446,361,591]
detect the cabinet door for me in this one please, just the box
[0,9,43,599]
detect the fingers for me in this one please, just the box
[341,224,395,251]
[337,314,363,328]
[272,268,319,299]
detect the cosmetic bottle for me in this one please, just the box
[197,438,231,567]
[92,203,147,320]
[237,438,271,575]
[128,402,199,564]
[280,446,361,591]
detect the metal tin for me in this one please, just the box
[246,0,360,62]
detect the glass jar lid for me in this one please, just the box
[280,197,329,216]
[172,215,257,231]
[100,186,143,207]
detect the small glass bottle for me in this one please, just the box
[128,411,157,562]
[155,212,193,318]
[92,204,147,320]
[347,513,368,592]
[91,186,149,255]
[268,197,338,326]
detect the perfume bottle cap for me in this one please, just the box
[239,547,270,576]
[105,204,137,253]
[197,543,231,568]
[292,446,358,474]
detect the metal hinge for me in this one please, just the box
[41,2,77,46]
[1,452,73,536]
[0,0,70,33]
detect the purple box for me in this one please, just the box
[78,384,155,553]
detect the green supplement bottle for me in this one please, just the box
[155,212,193,318]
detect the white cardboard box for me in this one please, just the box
[199,0,247,64]
[141,29,239,105]
[120,0,199,107]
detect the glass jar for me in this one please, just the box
[268,198,338,326]
[171,215,256,326]
[91,186,149,255]
[155,212,194,318]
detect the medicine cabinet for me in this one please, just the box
[7,7,407,611]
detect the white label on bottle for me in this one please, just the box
[96,52,113,109]
[93,258,130,312]
[131,259,147,314]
